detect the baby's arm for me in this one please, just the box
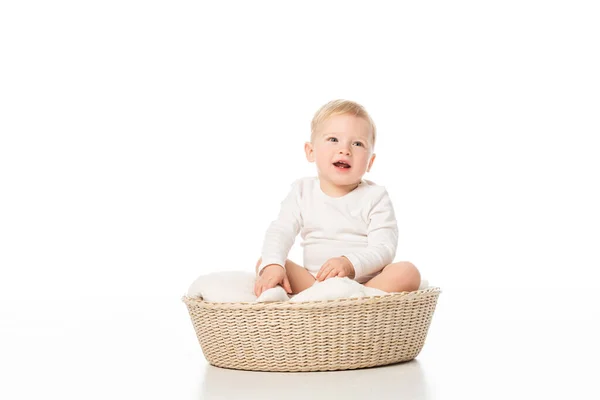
[342,188,398,281]
[257,179,303,276]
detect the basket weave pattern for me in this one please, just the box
[182,287,440,372]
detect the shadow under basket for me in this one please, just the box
[182,287,441,372]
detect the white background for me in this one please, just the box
[1,1,599,399]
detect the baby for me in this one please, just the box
[254,99,421,297]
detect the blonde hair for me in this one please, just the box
[310,99,377,148]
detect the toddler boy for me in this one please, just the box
[254,99,420,297]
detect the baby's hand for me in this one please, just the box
[254,264,292,297]
[315,256,355,282]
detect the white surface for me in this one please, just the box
[1,291,598,399]
[1,1,599,399]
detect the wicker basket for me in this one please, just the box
[182,287,441,372]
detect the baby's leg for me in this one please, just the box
[362,261,421,292]
[255,258,316,294]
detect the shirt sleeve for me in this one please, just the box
[257,179,303,276]
[342,188,398,281]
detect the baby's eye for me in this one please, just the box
[327,137,338,142]
[353,142,364,147]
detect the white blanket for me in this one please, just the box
[186,271,430,303]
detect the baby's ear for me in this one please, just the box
[304,142,315,162]
[367,153,376,172]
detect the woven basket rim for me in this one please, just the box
[182,286,441,310]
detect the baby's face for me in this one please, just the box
[305,114,376,189]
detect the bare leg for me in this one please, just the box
[363,261,421,293]
[256,258,316,295]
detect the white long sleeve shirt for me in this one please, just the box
[258,176,399,283]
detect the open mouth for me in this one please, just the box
[333,161,351,169]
